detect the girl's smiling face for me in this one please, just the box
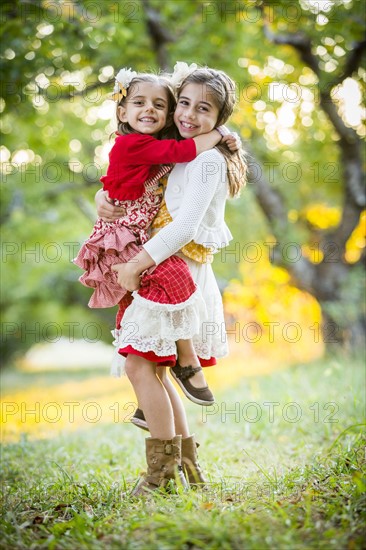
[174,83,220,138]
[117,81,169,135]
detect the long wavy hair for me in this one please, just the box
[177,68,247,197]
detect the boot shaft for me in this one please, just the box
[182,435,206,485]
[131,435,187,496]
[146,435,182,481]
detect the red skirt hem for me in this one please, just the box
[118,346,176,367]
[118,346,217,367]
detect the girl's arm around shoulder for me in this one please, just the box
[193,130,222,154]
[114,131,222,165]
[122,133,195,164]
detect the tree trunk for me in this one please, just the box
[257,11,366,347]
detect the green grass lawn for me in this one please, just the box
[1,352,365,549]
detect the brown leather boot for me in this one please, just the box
[181,435,206,487]
[131,435,188,496]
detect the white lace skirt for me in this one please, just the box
[111,256,228,375]
[182,256,228,361]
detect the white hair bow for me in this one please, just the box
[112,67,138,102]
[170,61,198,90]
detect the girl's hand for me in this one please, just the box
[112,262,141,292]
[221,132,241,152]
[95,189,125,221]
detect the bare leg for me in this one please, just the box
[176,339,208,388]
[125,355,175,439]
[157,368,190,438]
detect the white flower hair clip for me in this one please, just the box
[170,61,198,91]
[112,67,138,102]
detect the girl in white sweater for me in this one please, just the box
[98,65,247,495]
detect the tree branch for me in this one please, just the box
[261,14,365,211]
[263,24,320,76]
[317,92,358,145]
[141,0,175,70]
[261,14,361,144]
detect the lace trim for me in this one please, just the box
[117,290,207,342]
[111,327,229,365]
[192,334,228,360]
[130,287,206,312]
[114,328,177,357]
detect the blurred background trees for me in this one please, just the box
[1,0,365,364]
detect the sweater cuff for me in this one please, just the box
[143,235,172,265]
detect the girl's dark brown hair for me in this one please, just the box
[115,74,177,139]
[178,68,247,197]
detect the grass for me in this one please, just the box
[1,351,365,549]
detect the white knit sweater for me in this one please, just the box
[143,148,233,265]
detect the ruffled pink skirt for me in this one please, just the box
[74,219,143,308]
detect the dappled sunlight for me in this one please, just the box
[224,254,324,333]
[1,373,136,444]
[1,334,324,444]
[1,333,137,442]
[218,252,325,394]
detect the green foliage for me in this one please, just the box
[1,0,365,361]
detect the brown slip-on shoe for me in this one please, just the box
[170,364,215,406]
[130,408,149,431]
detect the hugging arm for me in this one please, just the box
[112,154,225,291]
[121,131,222,165]
[95,129,240,223]
[95,189,125,221]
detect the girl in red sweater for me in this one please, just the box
[74,68,234,404]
